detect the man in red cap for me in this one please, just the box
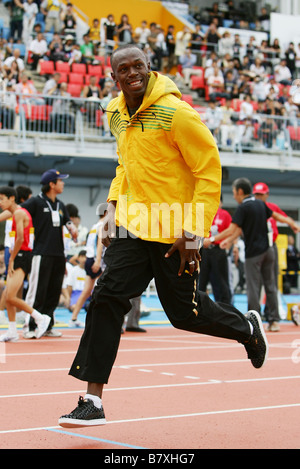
[252,182,300,329]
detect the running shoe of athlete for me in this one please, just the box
[244,310,269,368]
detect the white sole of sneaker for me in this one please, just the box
[249,310,269,367]
[58,418,106,428]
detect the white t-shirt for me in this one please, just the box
[66,264,86,291]
[23,2,38,20]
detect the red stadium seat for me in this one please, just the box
[56,62,71,73]
[40,61,55,75]
[181,94,194,106]
[67,83,82,97]
[68,73,84,85]
[190,75,205,90]
[87,64,103,77]
[57,72,68,83]
[71,63,87,74]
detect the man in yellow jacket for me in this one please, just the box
[59,45,269,428]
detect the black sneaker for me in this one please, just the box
[58,396,106,428]
[244,310,269,369]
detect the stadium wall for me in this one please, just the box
[71,0,185,33]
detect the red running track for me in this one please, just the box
[0,323,300,449]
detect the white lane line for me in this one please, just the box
[0,355,296,375]
[0,375,300,399]
[1,402,300,435]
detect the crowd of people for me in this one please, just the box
[0,2,300,146]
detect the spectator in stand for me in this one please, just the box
[2,59,21,86]
[284,95,299,125]
[274,59,292,85]
[278,85,290,105]
[3,49,25,75]
[285,42,297,80]
[88,18,101,53]
[204,22,221,54]
[250,57,267,79]
[50,82,75,133]
[205,99,222,139]
[8,0,24,42]
[147,22,164,72]
[14,71,37,96]
[134,20,150,49]
[43,72,61,96]
[208,2,224,26]
[68,43,82,66]
[0,81,17,129]
[239,94,254,121]
[207,66,227,101]
[218,31,234,57]
[190,23,204,65]
[165,25,176,74]
[103,14,116,55]
[116,14,133,45]
[14,0,38,46]
[220,98,236,147]
[238,72,253,98]
[246,36,258,64]
[264,76,280,100]
[48,33,66,62]
[271,38,281,64]
[258,7,270,32]
[179,47,200,87]
[175,26,191,65]
[82,75,102,124]
[80,34,95,65]
[41,0,63,34]
[241,55,252,73]
[232,33,243,60]
[236,117,254,151]
[204,58,223,80]
[63,34,75,61]
[224,70,237,98]
[28,32,48,71]
[258,112,276,149]
[252,76,268,102]
[60,2,77,38]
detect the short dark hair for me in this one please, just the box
[232,178,252,195]
[16,185,32,203]
[110,44,145,70]
[0,186,17,199]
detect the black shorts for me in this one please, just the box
[14,250,33,276]
[85,257,102,279]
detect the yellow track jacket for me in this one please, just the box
[106,71,221,243]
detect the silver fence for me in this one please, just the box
[0,91,299,158]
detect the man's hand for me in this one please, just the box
[101,201,117,247]
[165,235,201,276]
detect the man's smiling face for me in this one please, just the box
[111,47,151,107]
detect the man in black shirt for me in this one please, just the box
[22,169,77,338]
[206,178,300,331]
